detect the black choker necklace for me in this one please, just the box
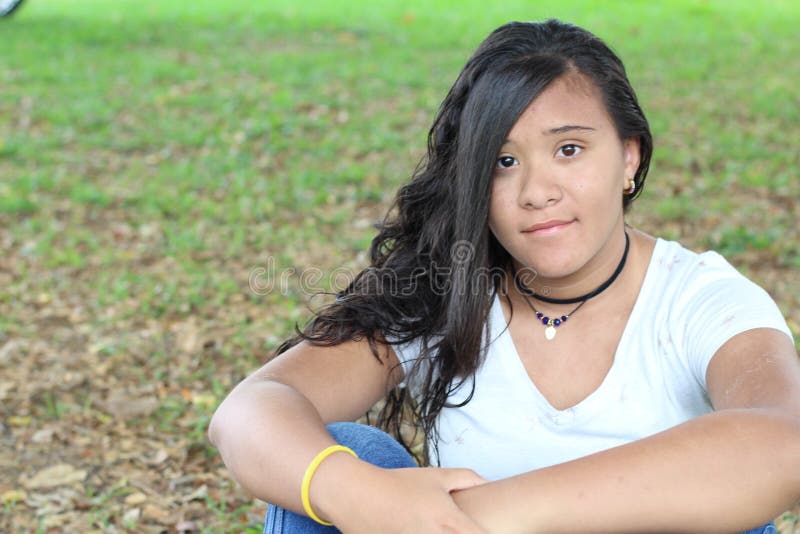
[512,231,630,340]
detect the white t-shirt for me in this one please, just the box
[392,239,793,481]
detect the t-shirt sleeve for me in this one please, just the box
[389,336,421,381]
[385,334,430,396]
[674,251,794,389]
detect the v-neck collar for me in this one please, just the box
[487,238,665,423]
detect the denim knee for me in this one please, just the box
[739,522,777,534]
[325,422,417,469]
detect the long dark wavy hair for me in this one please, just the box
[273,19,653,464]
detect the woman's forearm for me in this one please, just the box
[208,380,342,513]
[453,409,800,533]
[208,380,491,533]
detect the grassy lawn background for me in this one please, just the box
[1,0,798,531]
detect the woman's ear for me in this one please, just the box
[622,137,641,184]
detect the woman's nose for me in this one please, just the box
[518,163,562,209]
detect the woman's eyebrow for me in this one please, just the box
[501,124,597,145]
[544,125,596,135]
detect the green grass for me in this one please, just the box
[1,0,799,532]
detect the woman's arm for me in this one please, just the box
[208,338,399,511]
[453,328,800,533]
[208,338,488,532]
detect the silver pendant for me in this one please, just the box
[544,325,557,340]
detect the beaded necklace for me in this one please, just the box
[512,231,630,340]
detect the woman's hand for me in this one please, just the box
[311,454,490,533]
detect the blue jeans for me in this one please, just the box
[264,422,777,534]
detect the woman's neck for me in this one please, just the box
[513,233,629,302]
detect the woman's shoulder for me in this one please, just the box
[646,235,785,321]
[634,233,779,316]
[645,236,793,378]
[649,236,744,285]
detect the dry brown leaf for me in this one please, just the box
[142,449,169,466]
[0,381,15,400]
[175,519,199,532]
[173,320,201,354]
[191,393,215,409]
[6,415,30,427]
[142,503,171,523]
[31,428,55,444]
[20,464,87,490]
[104,394,160,420]
[181,484,208,503]
[41,511,72,529]
[122,507,141,524]
[1,489,26,504]
[125,491,147,505]
[0,340,24,363]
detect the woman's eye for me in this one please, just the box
[558,144,581,157]
[496,156,518,169]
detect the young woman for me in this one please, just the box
[209,19,800,533]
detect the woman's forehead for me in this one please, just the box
[506,74,611,140]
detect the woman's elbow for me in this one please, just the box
[207,394,230,449]
[206,376,285,450]
[207,384,249,450]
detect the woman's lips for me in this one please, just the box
[522,219,574,235]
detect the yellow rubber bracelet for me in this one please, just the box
[301,444,358,526]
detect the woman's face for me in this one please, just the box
[488,74,640,286]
